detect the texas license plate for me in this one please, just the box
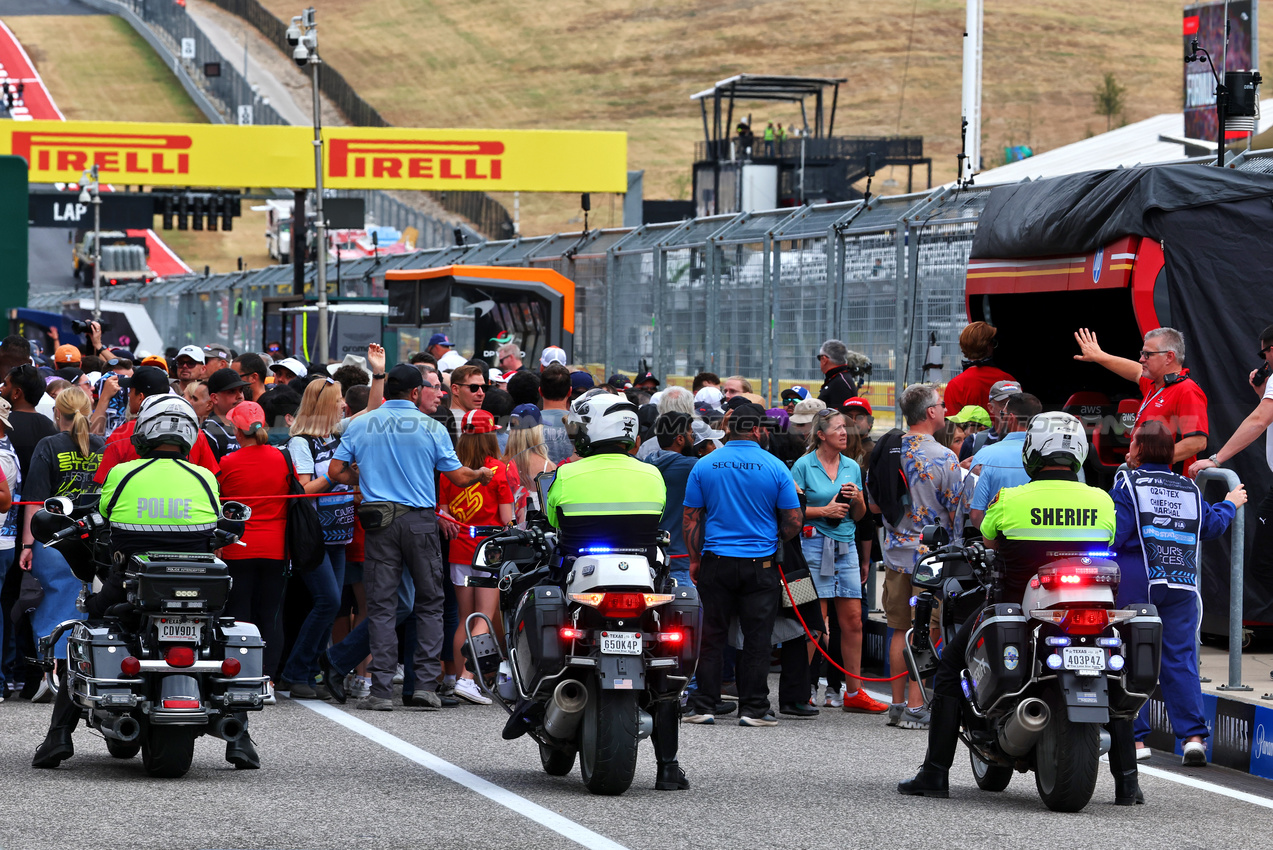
[158,618,201,643]
[1062,647,1104,675]
[600,632,641,656]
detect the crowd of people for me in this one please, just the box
[0,315,1263,797]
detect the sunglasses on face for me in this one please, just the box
[1139,350,1170,359]
[176,359,198,368]
[456,383,487,392]
[1259,344,1273,358]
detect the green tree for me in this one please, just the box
[1093,72,1126,132]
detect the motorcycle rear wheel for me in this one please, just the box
[141,726,198,778]
[1033,688,1099,812]
[970,748,1012,792]
[578,679,638,796]
[539,741,577,776]
[105,738,142,760]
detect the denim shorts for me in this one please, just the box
[800,533,862,600]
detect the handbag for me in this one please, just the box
[779,566,820,608]
[281,448,325,574]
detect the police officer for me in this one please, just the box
[32,395,256,768]
[544,390,688,791]
[898,412,1121,800]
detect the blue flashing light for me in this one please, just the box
[469,527,478,538]
[580,546,613,554]
[1045,636,1071,647]
[1096,637,1121,648]
[1108,655,1125,672]
[1086,550,1113,557]
[1046,654,1064,670]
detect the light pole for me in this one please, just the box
[288,8,328,362]
[79,165,101,322]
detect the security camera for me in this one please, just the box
[286,21,301,46]
[293,43,309,67]
[78,188,92,204]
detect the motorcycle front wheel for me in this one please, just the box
[141,726,198,778]
[539,741,577,776]
[578,678,639,796]
[1033,687,1099,812]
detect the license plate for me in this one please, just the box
[600,632,642,656]
[1062,647,1104,674]
[158,619,201,643]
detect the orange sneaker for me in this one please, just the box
[841,690,889,714]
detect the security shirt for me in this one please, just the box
[100,457,222,558]
[683,440,800,557]
[979,471,1116,604]
[546,452,666,554]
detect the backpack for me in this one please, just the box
[280,448,325,574]
[865,428,910,527]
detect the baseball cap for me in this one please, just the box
[226,400,266,434]
[540,346,568,368]
[780,385,809,402]
[121,366,172,397]
[607,373,632,391]
[489,368,507,385]
[789,397,828,425]
[140,355,168,371]
[988,380,1022,402]
[691,418,725,449]
[841,396,873,416]
[270,357,308,379]
[695,401,723,419]
[694,386,723,409]
[111,348,137,363]
[460,408,501,434]
[947,405,992,427]
[176,344,205,364]
[385,363,425,396]
[0,397,12,430]
[207,368,249,394]
[55,367,84,383]
[203,343,231,361]
[635,371,659,387]
[54,344,81,366]
[510,403,543,429]
[726,402,768,432]
[570,371,595,392]
[427,333,455,349]
[501,370,520,382]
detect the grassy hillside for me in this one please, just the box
[252,0,1265,235]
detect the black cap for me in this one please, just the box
[635,371,659,387]
[207,367,249,394]
[385,363,424,396]
[121,365,172,397]
[727,402,768,432]
[723,394,751,411]
[55,366,84,383]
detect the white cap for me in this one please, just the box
[269,357,308,378]
[649,390,665,408]
[539,346,568,368]
[438,350,468,372]
[489,368,506,384]
[176,344,205,364]
[694,386,723,408]
[691,418,725,449]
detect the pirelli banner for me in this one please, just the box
[0,120,627,192]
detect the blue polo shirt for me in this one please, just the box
[683,440,800,557]
[969,431,1029,511]
[334,400,461,508]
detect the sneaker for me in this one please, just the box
[683,713,715,725]
[403,691,442,710]
[356,695,393,711]
[288,682,321,700]
[720,681,738,700]
[886,702,906,727]
[352,676,371,699]
[31,672,56,704]
[739,713,778,727]
[455,677,492,705]
[1182,741,1207,766]
[1136,746,1152,761]
[392,664,405,685]
[824,686,843,708]
[897,707,931,730]
[438,680,457,698]
[842,690,890,714]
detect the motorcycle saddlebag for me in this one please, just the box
[127,553,231,613]
[966,603,1030,710]
[513,586,567,692]
[67,623,132,709]
[1109,603,1162,714]
[659,584,703,674]
[221,621,266,681]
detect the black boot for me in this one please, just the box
[652,699,689,790]
[1107,719,1144,805]
[33,662,79,769]
[225,714,260,770]
[898,695,960,798]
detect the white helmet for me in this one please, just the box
[566,391,639,456]
[131,393,200,457]
[1022,411,1088,476]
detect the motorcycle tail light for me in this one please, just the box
[1036,562,1120,590]
[560,627,585,642]
[1032,608,1136,636]
[221,657,241,676]
[162,699,201,708]
[657,630,684,644]
[596,592,647,618]
[165,646,196,668]
[120,656,141,676]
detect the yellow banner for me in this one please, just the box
[0,120,627,192]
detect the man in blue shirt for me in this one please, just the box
[683,403,802,727]
[967,393,1042,529]
[330,364,493,710]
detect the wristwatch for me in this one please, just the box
[1209,454,1220,465]
[372,372,386,380]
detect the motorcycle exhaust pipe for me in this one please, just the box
[998,697,1051,757]
[210,715,245,743]
[543,679,589,740]
[97,713,141,744]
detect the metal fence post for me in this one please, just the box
[1196,467,1251,691]
[762,233,773,401]
[772,238,783,395]
[893,214,908,428]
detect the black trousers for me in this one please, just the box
[934,604,983,700]
[691,553,780,719]
[226,558,288,679]
[778,631,810,706]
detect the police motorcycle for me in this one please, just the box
[32,494,268,778]
[461,473,701,796]
[903,524,1162,812]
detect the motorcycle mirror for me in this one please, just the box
[920,524,949,549]
[44,497,74,516]
[221,501,253,522]
[913,559,943,585]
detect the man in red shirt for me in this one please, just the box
[94,366,220,485]
[1074,326,1208,475]
[943,322,1015,412]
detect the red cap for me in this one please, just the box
[842,396,873,415]
[460,409,501,434]
[226,400,266,434]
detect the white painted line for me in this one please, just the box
[297,700,632,850]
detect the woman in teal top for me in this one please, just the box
[790,409,886,714]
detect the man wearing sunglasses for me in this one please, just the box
[816,339,859,413]
[1074,326,1208,475]
[495,342,525,373]
[445,364,486,445]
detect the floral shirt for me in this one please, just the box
[881,433,961,574]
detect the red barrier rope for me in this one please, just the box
[777,564,910,684]
[15,491,330,506]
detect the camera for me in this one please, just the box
[71,319,92,335]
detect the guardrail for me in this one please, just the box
[1196,467,1251,692]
